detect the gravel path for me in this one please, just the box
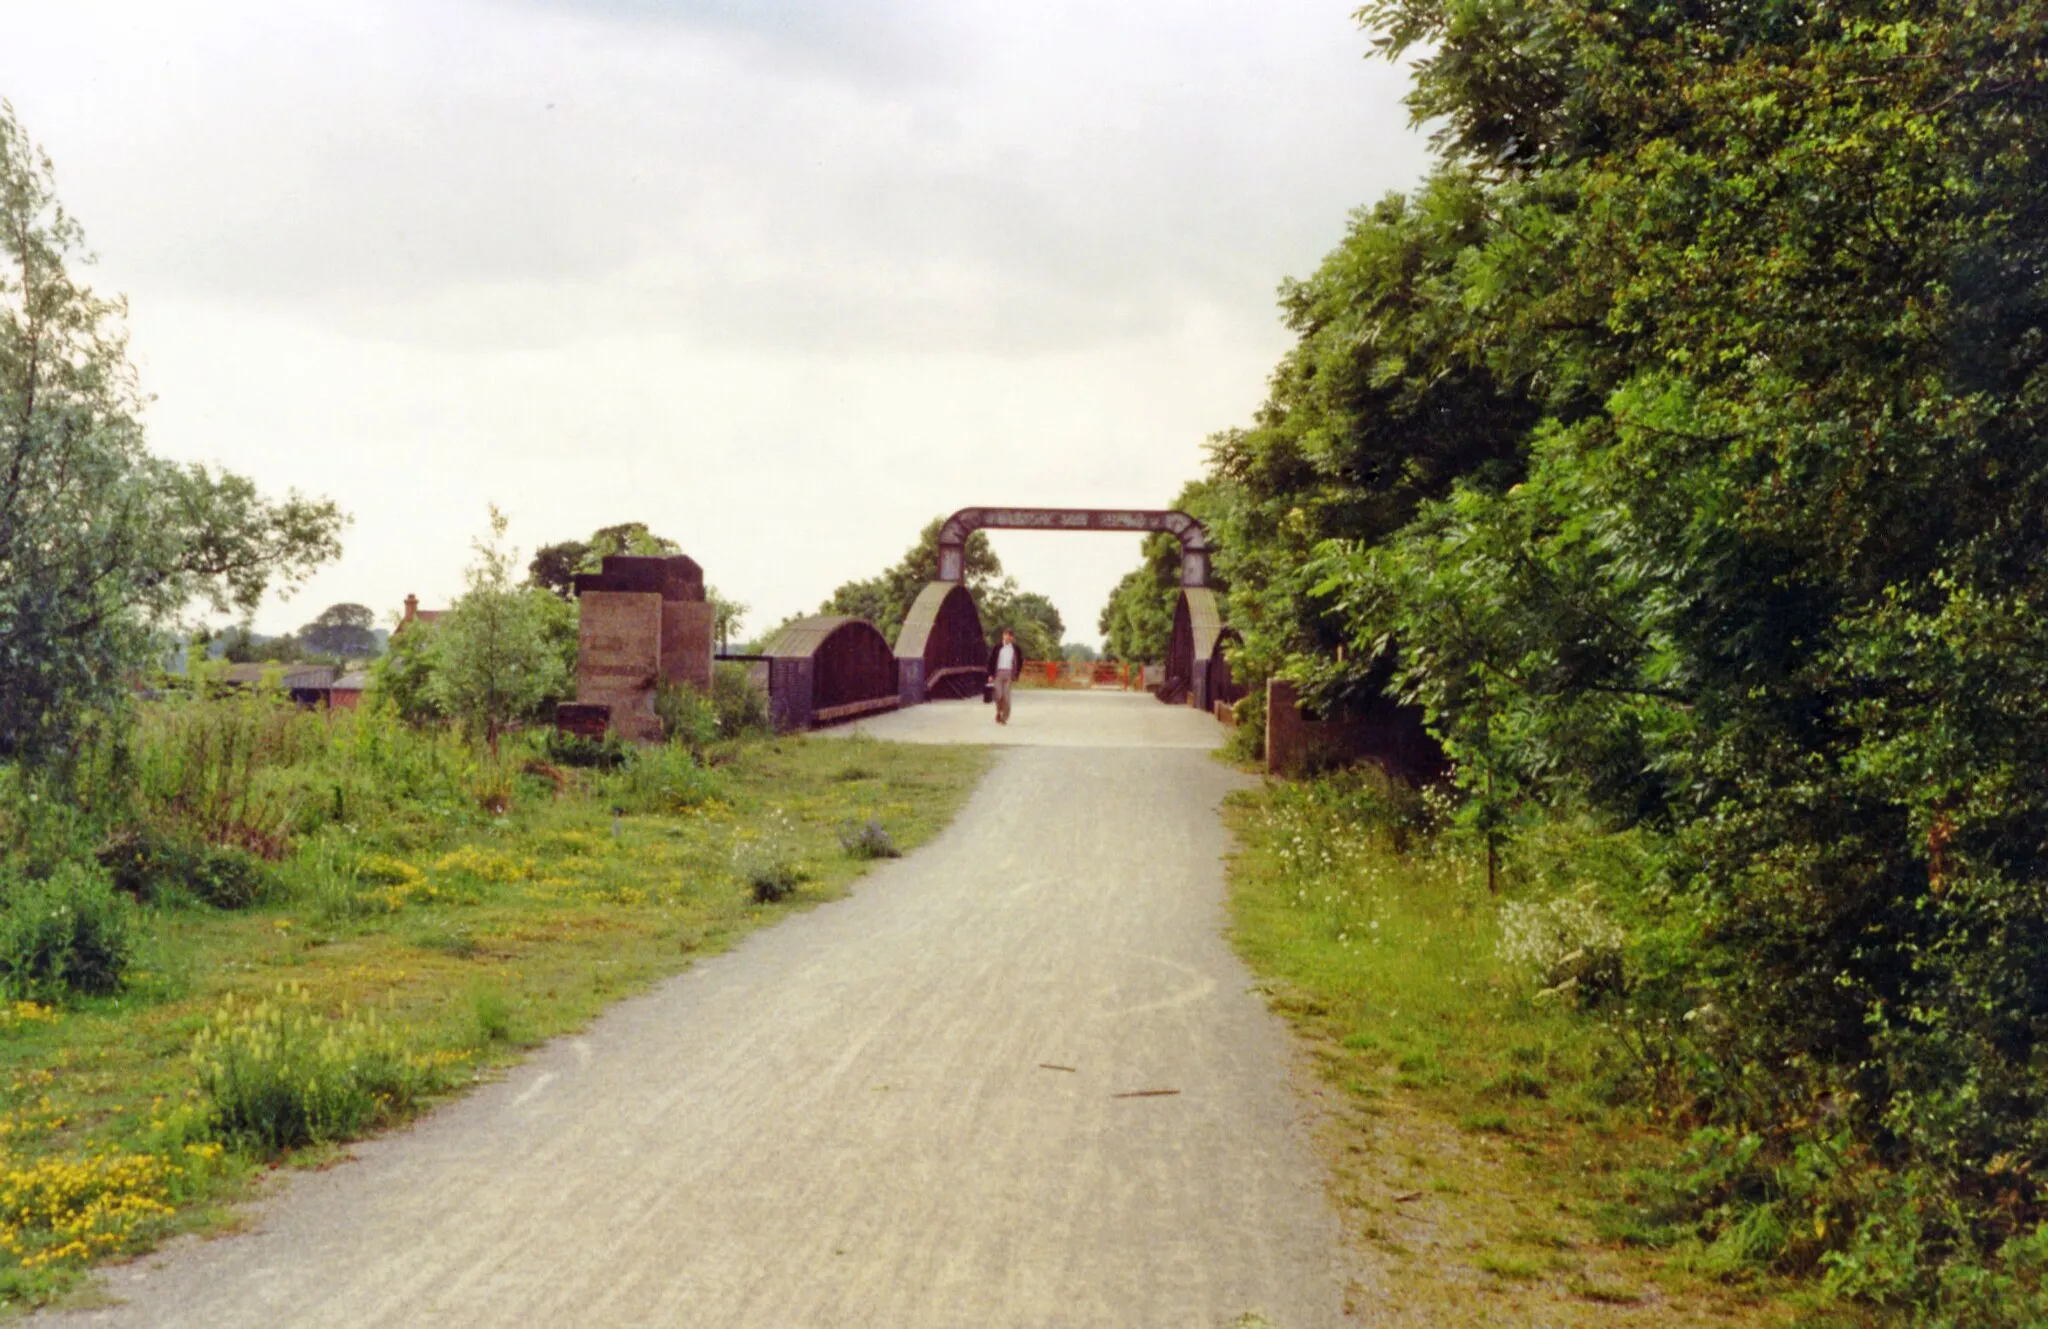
[47,694,1356,1328]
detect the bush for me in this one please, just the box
[1221,686,1266,765]
[602,743,722,815]
[711,662,772,736]
[191,985,437,1152]
[1496,887,1626,1005]
[655,683,719,755]
[96,827,270,909]
[287,841,409,923]
[0,862,133,998]
[732,808,804,903]
[836,817,901,860]
[542,727,627,771]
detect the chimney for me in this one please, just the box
[403,594,419,624]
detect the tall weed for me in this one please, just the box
[0,863,133,999]
[601,744,723,815]
[190,985,439,1152]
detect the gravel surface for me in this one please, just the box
[45,695,1357,1328]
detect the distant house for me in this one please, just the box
[281,665,340,707]
[399,594,446,631]
[216,662,278,690]
[331,670,370,710]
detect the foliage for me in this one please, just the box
[654,683,718,756]
[1097,479,1230,665]
[0,862,131,999]
[835,817,900,861]
[190,986,437,1153]
[367,617,443,726]
[710,661,771,737]
[732,807,804,903]
[541,727,628,771]
[0,1144,198,1273]
[428,507,568,751]
[1218,774,1776,1317]
[599,743,722,816]
[979,584,1063,663]
[819,517,1004,642]
[527,521,677,598]
[213,625,304,665]
[95,827,269,910]
[707,586,747,653]
[1153,0,2048,1310]
[296,603,378,660]
[0,105,345,762]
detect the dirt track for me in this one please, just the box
[46,693,1357,1327]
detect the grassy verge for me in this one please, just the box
[1222,772,1810,1326]
[0,728,985,1311]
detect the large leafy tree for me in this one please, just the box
[1096,480,1231,664]
[297,603,378,660]
[978,585,1063,663]
[0,105,343,758]
[1194,0,2048,1286]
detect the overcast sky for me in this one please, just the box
[5,0,1430,646]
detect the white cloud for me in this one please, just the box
[5,0,1431,642]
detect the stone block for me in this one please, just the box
[661,600,715,692]
[1264,678,1447,783]
[576,590,664,743]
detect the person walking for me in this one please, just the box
[988,628,1021,725]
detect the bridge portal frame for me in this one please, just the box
[935,508,1211,590]
[902,507,1230,710]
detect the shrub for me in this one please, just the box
[95,826,270,910]
[836,817,900,860]
[0,862,133,998]
[1221,686,1266,765]
[602,743,722,815]
[542,727,627,771]
[655,683,719,755]
[711,662,772,736]
[292,842,386,923]
[1496,887,1627,1005]
[190,985,437,1152]
[732,808,804,903]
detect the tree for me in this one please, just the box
[707,586,747,653]
[216,625,305,665]
[819,518,1004,642]
[0,104,344,758]
[1097,481,1231,665]
[429,507,566,752]
[526,540,587,599]
[979,583,1063,663]
[1098,534,1179,664]
[297,603,378,659]
[1181,0,2048,1291]
[367,617,442,726]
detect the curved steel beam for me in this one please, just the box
[935,507,1211,588]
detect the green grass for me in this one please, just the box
[0,727,987,1309]
[1222,772,1801,1327]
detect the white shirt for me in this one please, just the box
[996,643,1016,673]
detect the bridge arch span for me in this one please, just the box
[894,582,988,704]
